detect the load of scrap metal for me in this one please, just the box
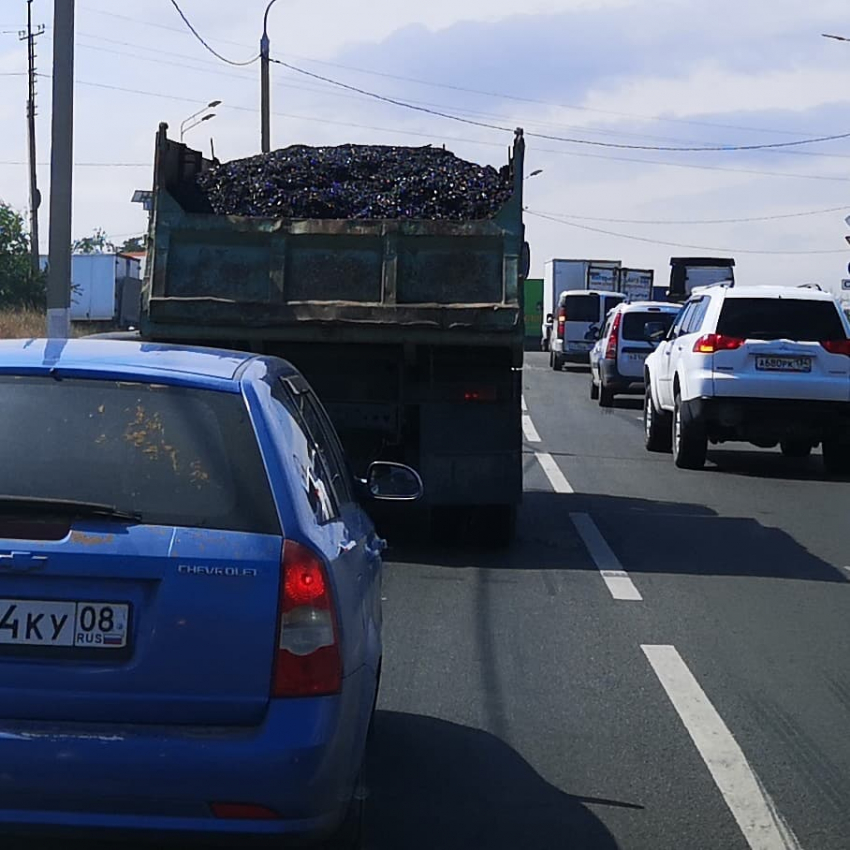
[194,143,513,220]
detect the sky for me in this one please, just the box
[2,0,850,296]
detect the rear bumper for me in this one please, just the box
[600,358,644,390]
[683,397,850,443]
[0,668,371,841]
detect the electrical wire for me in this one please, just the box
[167,0,259,66]
[525,210,850,255]
[270,58,850,153]
[527,205,850,226]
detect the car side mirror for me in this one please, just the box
[545,313,554,324]
[359,461,424,502]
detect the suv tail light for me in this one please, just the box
[693,333,744,354]
[556,307,567,339]
[605,312,621,359]
[272,540,342,698]
[821,339,850,356]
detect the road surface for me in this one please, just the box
[367,352,850,850]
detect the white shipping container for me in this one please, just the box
[543,258,621,317]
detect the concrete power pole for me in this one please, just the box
[260,0,278,153]
[46,0,75,338]
[19,0,44,278]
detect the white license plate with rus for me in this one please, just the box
[755,356,811,372]
[628,353,648,362]
[0,599,129,649]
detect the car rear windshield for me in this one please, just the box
[716,298,846,341]
[0,377,280,535]
[621,311,677,341]
[564,294,599,323]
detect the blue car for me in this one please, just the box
[0,339,422,845]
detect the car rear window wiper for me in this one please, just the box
[0,496,142,522]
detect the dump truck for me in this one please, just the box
[140,123,529,544]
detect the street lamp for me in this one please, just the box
[179,100,221,141]
[525,169,544,181]
[261,0,280,153]
[181,112,216,141]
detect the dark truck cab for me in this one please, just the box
[141,123,529,544]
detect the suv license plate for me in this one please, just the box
[755,356,811,372]
[0,599,129,649]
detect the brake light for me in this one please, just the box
[272,540,341,698]
[693,333,744,354]
[605,312,621,359]
[463,386,497,402]
[556,307,566,339]
[211,803,280,820]
[821,339,850,356]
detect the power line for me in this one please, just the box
[271,58,850,153]
[528,205,850,226]
[28,74,850,183]
[167,0,258,66]
[525,210,849,255]
[74,6,834,140]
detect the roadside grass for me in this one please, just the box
[0,309,46,339]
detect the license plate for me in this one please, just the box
[0,599,129,649]
[571,342,592,350]
[755,356,812,373]
[628,353,648,362]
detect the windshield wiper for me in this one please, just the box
[0,496,142,523]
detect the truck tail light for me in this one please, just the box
[556,307,566,339]
[821,339,850,356]
[693,333,744,354]
[605,312,621,359]
[272,541,341,698]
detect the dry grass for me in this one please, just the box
[0,309,46,339]
[0,310,97,339]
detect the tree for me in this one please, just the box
[72,227,115,255]
[118,235,146,254]
[0,201,45,309]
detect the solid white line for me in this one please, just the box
[643,645,803,850]
[522,414,541,443]
[521,394,528,412]
[570,512,642,601]
[535,452,573,494]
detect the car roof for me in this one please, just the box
[0,339,270,391]
[561,289,626,297]
[693,285,837,302]
[616,301,680,312]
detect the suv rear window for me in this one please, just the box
[563,294,599,323]
[0,377,280,535]
[716,298,846,341]
[622,311,677,341]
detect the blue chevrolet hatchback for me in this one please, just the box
[0,339,421,845]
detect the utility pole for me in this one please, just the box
[19,0,45,278]
[46,0,75,338]
[260,0,279,153]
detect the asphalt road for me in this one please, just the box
[366,352,850,850]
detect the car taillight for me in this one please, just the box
[557,307,566,339]
[605,312,621,359]
[693,333,744,354]
[821,339,850,356]
[272,540,342,698]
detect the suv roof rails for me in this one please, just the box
[797,283,823,291]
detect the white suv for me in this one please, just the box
[643,285,850,473]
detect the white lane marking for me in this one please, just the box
[535,452,573,494]
[521,394,528,412]
[643,645,803,850]
[570,512,642,601]
[522,415,541,443]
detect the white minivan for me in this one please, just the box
[589,301,681,406]
[549,290,626,370]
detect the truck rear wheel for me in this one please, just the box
[780,439,811,459]
[551,352,563,371]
